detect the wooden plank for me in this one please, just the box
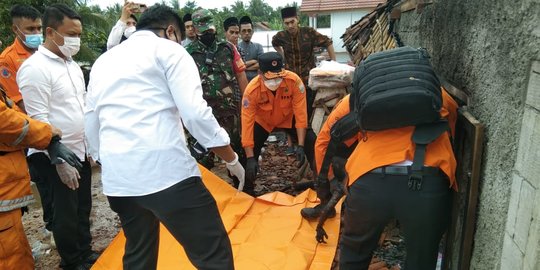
[442,108,484,270]
[439,76,471,106]
[311,108,326,135]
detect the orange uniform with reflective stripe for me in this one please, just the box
[0,89,52,270]
[0,38,33,103]
[241,70,308,148]
[315,89,458,189]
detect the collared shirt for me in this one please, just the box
[85,31,230,197]
[241,70,308,148]
[272,27,332,84]
[0,38,33,103]
[238,40,264,82]
[181,37,194,47]
[17,45,86,160]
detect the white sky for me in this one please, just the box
[89,0,299,10]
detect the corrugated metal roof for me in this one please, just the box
[300,0,385,13]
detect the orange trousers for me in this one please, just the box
[0,209,34,270]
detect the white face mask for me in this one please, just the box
[124,26,136,38]
[263,78,283,91]
[53,30,80,58]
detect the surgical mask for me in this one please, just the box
[263,78,283,91]
[124,26,136,38]
[53,29,80,57]
[199,32,216,47]
[16,26,43,49]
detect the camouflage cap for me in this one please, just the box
[192,9,215,33]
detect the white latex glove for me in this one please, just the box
[56,162,81,190]
[225,153,245,192]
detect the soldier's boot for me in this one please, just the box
[300,198,336,221]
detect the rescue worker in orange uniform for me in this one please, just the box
[0,5,43,112]
[241,52,314,195]
[313,88,458,270]
[0,86,80,270]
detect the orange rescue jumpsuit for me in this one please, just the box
[241,70,308,148]
[0,88,52,270]
[0,38,33,104]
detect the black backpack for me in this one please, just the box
[320,46,449,190]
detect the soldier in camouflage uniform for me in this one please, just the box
[186,9,249,190]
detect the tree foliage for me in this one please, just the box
[1,0,312,63]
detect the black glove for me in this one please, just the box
[246,157,258,182]
[295,145,305,164]
[47,136,82,170]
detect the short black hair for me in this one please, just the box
[239,16,253,30]
[129,14,138,22]
[183,13,192,23]
[137,4,184,38]
[223,17,239,31]
[10,4,41,23]
[43,4,82,30]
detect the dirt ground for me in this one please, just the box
[23,138,405,269]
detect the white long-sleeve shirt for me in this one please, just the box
[106,20,127,50]
[85,30,230,196]
[17,45,86,160]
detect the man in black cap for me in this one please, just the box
[181,13,196,47]
[238,15,264,82]
[272,6,336,119]
[223,17,245,60]
[241,52,316,196]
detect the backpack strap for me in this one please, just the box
[409,120,450,190]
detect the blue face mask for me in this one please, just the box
[16,26,43,49]
[23,34,43,48]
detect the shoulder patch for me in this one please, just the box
[243,98,249,108]
[297,80,305,94]
[1,67,11,79]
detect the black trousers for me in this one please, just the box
[107,177,234,270]
[339,171,451,270]
[27,153,54,231]
[30,153,93,268]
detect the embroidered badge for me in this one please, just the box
[299,83,305,94]
[1,67,11,79]
[271,60,278,67]
[243,99,249,108]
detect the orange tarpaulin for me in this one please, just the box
[92,166,342,270]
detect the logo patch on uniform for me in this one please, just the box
[243,99,249,108]
[1,67,11,79]
[271,60,278,67]
[299,83,305,94]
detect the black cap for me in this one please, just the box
[239,15,252,25]
[223,17,239,31]
[281,7,297,19]
[259,52,285,78]
[183,13,192,22]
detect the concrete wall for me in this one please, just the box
[395,0,540,269]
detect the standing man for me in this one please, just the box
[0,5,56,238]
[0,4,42,112]
[181,13,196,47]
[85,5,243,270]
[223,16,244,60]
[238,15,264,82]
[17,4,98,270]
[241,52,311,195]
[106,1,142,50]
[272,6,336,118]
[0,86,81,270]
[186,9,248,179]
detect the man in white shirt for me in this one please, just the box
[85,4,244,270]
[106,1,143,50]
[17,4,97,270]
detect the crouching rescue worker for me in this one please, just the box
[241,52,315,195]
[0,86,81,270]
[314,88,458,269]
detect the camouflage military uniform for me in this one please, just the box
[186,39,245,170]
